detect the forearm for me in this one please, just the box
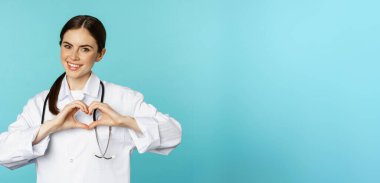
[128,113,182,154]
[120,116,142,133]
[0,126,51,169]
[32,121,59,145]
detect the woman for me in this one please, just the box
[0,15,182,183]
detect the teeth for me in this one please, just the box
[68,63,80,68]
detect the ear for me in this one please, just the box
[95,48,106,62]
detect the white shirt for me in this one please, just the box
[0,73,182,183]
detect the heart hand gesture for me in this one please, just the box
[52,100,90,131]
[33,100,141,145]
[88,101,134,129]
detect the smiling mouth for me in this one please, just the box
[67,62,83,71]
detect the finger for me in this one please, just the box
[88,120,101,129]
[70,101,89,114]
[67,106,80,116]
[66,103,85,115]
[88,102,104,115]
[71,100,89,114]
[74,122,90,130]
[88,101,103,112]
[60,103,79,117]
[89,102,112,115]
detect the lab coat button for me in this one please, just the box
[69,159,74,163]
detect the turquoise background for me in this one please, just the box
[0,0,379,182]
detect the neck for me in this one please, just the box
[66,72,92,90]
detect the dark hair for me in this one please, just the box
[48,15,106,115]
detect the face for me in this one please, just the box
[60,28,105,82]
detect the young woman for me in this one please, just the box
[0,15,182,183]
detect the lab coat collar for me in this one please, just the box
[58,72,101,101]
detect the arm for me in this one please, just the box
[0,94,50,169]
[32,121,58,145]
[86,91,182,155]
[0,95,89,170]
[128,92,182,155]
[32,100,89,145]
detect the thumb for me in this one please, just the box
[74,122,90,130]
[88,120,101,129]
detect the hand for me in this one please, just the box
[87,101,134,129]
[51,100,90,132]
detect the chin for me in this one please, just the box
[66,70,90,79]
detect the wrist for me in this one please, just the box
[46,119,62,134]
[119,115,135,128]
[119,115,142,133]
[33,120,60,145]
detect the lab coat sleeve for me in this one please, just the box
[128,92,182,155]
[0,93,50,170]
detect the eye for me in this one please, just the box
[81,47,90,53]
[63,44,72,49]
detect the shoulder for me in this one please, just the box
[24,90,49,111]
[101,81,148,114]
[25,90,49,107]
[102,81,144,100]
[14,90,50,127]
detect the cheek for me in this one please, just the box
[83,53,98,64]
[60,49,69,60]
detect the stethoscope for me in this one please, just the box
[41,75,113,160]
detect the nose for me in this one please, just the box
[69,49,79,61]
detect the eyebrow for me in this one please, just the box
[62,41,94,49]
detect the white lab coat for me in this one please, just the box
[0,73,182,183]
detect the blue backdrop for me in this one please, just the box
[0,0,379,182]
